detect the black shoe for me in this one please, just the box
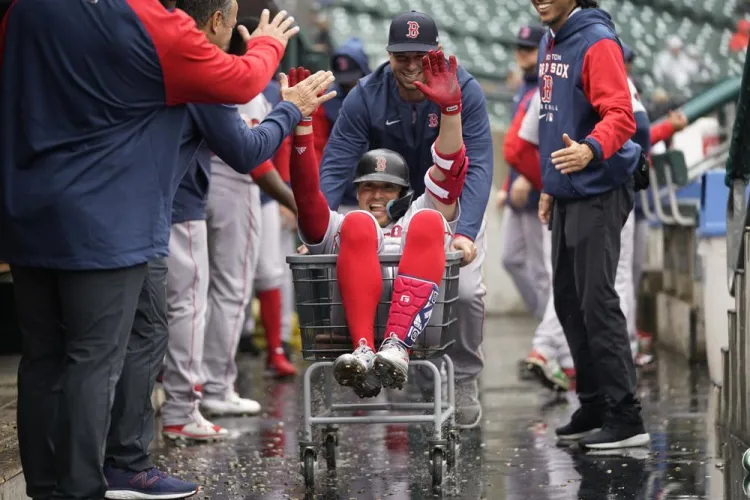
[580,401,650,449]
[556,402,606,441]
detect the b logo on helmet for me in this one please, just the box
[406,21,420,39]
[375,156,387,171]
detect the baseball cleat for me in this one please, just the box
[162,413,229,442]
[200,392,261,417]
[373,334,409,390]
[333,340,381,398]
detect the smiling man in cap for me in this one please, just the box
[317,10,494,427]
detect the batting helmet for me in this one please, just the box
[354,149,414,220]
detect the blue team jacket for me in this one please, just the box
[0,0,286,269]
[537,8,642,200]
[171,102,301,223]
[319,62,494,240]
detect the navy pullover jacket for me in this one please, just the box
[318,61,493,241]
[537,8,641,200]
[171,102,301,224]
[0,0,285,269]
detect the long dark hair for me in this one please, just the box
[577,0,599,7]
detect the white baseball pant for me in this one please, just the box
[279,223,296,343]
[202,164,262,399]
[633,215,649,294]
[532,211,636,369]
[501,208,549,320]
[162,220,209,426]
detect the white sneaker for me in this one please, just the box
[333,339,381,398]
[201,392,261,416]
[163,412,229,442]
[373,334,410,390]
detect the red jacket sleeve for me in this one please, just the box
[290,133,330,243]
[502,175,511,193]
[249,160,274,181]
[312,106,331,164]
[502,104,543,191]
[650,120,675,146]
[274,136,292,183]
[581,39,636,161]
[126,0,284,106]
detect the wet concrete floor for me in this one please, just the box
[148,316,736,499]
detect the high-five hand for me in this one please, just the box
[279,67,336,117]
[237,9,300,49]
[413,50,462,115]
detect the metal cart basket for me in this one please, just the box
[287,251,463,489]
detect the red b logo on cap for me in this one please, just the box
[407,21,420,39]
[375,156,387,171]
[520,26,531,38]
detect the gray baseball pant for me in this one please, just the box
[162,220,209,427]
[202,167,261,399]
[501,207,549,320]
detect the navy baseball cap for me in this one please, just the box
[622,43,635,63]
[387,11,439,53]
[332,55,364,85]
[514,25,545,48]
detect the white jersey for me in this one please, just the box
[210,94,273,183]
[628,77,646,115]
[301,194,460,255]
[518,90,541,146]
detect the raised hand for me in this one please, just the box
[237,9,300,49]
[279,67,337,118]
[413,50,462,115]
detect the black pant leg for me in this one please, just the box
[106,258,169,471]
[53,264,147,499]
[567,184,636,406]
[12,267,64,499]
[551,202,601,404]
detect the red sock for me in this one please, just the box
[258,289,282,355]
[337,212,382,350]
[386,210,446,345]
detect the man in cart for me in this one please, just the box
[288,51,474,397]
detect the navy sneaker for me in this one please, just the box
[104,466,198,499]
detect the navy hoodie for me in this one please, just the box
[171,102,301,224]
[319,61,493,241]
[0,0,286,270]
[507,72,541,211]
[323,39,372,127]
[537,8,641,200]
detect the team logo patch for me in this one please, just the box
[406,21,420,39]
[541,74,553,104]
[428,113,439,128]
[375,156,387,171]
[336,56,349,71]
[295,146,307,155]
[520,26,531,39]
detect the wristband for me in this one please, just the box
[441,102,462,116]
[424,156,469,204]
[431,142,467,174]
[580,139,598,161]
[297,116,313,127]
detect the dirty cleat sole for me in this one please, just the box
[373,356,407,390]
[333,355,365,387]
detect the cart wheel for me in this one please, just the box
[325,433,337,470]
[303,449,315,487]
[446,431,458,469]
[431,448,443,489]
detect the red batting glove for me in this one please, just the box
[288,66,314,126]
[413,50,462,115]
